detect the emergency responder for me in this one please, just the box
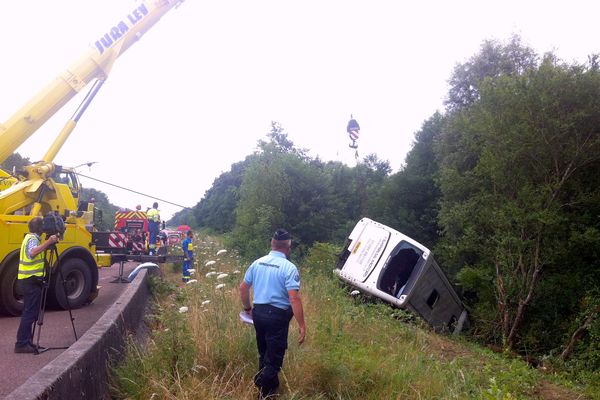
[14,217,59,354]
[239,229,306,399]
[182,230,193,282]
[146,202,160,255]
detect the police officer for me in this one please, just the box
[239,229,306,399]
[14,217,59,354]
[146,202,160,255]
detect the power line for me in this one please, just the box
[75,172,191,210]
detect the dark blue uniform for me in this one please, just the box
[182,236,193,282]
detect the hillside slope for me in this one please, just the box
[110,235,594,400]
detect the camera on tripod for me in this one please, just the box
[42,211,66,239]
[33,211,78,354]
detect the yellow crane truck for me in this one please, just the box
[0,0,184,316]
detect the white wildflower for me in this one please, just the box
[216,249,227,256]
[215,283,226,290]
[179,306,189,313]
[350,290,360,296]
[217,273,229,280]
[186,279,198,285]
[205,260,216,267]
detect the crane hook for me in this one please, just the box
[347,115,360,149]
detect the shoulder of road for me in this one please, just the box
[2,262,152,400]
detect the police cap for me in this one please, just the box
[272,229,291,241]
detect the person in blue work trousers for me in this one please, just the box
[239,229,306,399]
[15,217,59,354]
[146,202,160,255]
[182,230,193,282]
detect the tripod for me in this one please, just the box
[31,243,78,355]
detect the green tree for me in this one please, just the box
[279,157,338,253]
[81,187,118,231]
[257,121,308,159]
[446,35,537,111]
[374,113,444,248]
[359,153,391,215]
[168,207,195,228]
[0,152,30,171]
[230,123,388,258]
[191,158,251,232]
[231,124,294,258]
[323,161,364,242]
[437,54,600,350]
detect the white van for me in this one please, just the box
[335,218,468,334]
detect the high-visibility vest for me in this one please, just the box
[147,208,160,223]
[18,233,45,280]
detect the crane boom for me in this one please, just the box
[0,0,184,164]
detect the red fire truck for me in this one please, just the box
[114,208,148,254]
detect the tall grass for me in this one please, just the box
[110,238,592,400]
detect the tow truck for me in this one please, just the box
[0,0,185,316]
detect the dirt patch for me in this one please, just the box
[426,335,590,400]
[532,380,590,400]
[426,335,475,362]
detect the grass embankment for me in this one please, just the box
[110,235,594,400]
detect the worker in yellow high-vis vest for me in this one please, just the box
[14,217,59,354]
[146,202,160,255]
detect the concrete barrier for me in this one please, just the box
[5,269,152,400]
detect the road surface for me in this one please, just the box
[0,261,139,398]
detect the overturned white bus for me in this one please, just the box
[335,218,468,334]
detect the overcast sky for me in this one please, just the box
[0,1,597,221]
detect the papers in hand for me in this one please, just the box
[239,311,254,325]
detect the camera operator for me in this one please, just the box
[14,217,59,354]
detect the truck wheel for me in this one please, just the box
[0,259,23,316]
[52,258,92,310]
